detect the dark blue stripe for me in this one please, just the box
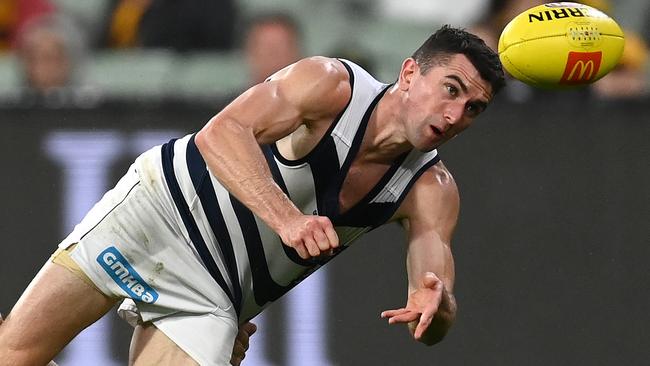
[364,154,442,230]
[380,155,442,226]
[335,151,409,227]
[186,135,242,315]
[270,58,355,168]
[229,195,296,307]
[160,139,236,309]
[327,84,391,224]
[306,136,340,218]
[261,145,316,266]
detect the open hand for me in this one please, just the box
[380,272,444,341]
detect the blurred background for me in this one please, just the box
[0,0,648,365]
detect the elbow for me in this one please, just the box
[195,117,220,154]
[194,125,209,154]
[195,116,247,153]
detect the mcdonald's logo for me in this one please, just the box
[560,51,602,84]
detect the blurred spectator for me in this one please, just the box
[0,0,55,50]
[581,0,649,99]
[469,0,544,103]
[470,0,543,51]
[243,12,302,85]
[102,0,237,52]
[591,30,649,99]
[14,14,101,107]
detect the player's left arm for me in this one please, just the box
[381,161,459,346]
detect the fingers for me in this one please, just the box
[241,321,257,336]
[412,302,439,340]
[230,350,244,366]
[381,308,419,324]
[231,341,247,364]
[303,236,321,257]
[293,244,310,260]
[387,312,420,324]
[313,229,330,251]
[230,322,257,366]
[235,322,256,347]
[380,308,410,319]
[323,224,339,248]
[283,216,340,259]
[414,315,433,340]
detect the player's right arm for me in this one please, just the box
[195,57,349,259]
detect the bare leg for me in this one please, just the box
[0,261,118,365]
[129,322,199,366]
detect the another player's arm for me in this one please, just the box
[195,57,350,258]
[382,162,459,346]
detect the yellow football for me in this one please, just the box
[498,2,625,88]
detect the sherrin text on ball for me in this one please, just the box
[498,2,625,88]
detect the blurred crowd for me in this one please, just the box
[0,0,647,108]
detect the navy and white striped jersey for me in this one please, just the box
[159,60,440,322]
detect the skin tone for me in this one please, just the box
[19,28,71,91]
[0,266,257,365]
[0,51,494,364]
[245,21,301,85]
[195,53,493,344]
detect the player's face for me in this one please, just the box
[399,54,493,152]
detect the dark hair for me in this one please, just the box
[412,25,506,94]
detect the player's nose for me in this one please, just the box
[443,102,464,127]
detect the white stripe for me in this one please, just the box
[332,60,388,168]
[371,149,438,204]
[209,173,254,299]
[253,214,308,287]
[172,135,234,295]
[276,161,318,215]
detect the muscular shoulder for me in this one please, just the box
[394,161,460,226]
[269,56,352,121]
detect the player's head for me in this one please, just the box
[396,26,504,152]
[411,25,505,95]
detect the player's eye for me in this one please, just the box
[445,84,458,97]
[465,102,483,117]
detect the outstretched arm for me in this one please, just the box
[382,162,459,345]
[195,57,351,259]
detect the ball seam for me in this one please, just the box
[500,33,624,54]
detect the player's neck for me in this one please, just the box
[358,87,412,163]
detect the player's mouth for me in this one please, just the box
[430,125,443,137]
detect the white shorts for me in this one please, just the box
[58,149,238,366]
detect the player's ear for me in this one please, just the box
[398,58,417,91]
